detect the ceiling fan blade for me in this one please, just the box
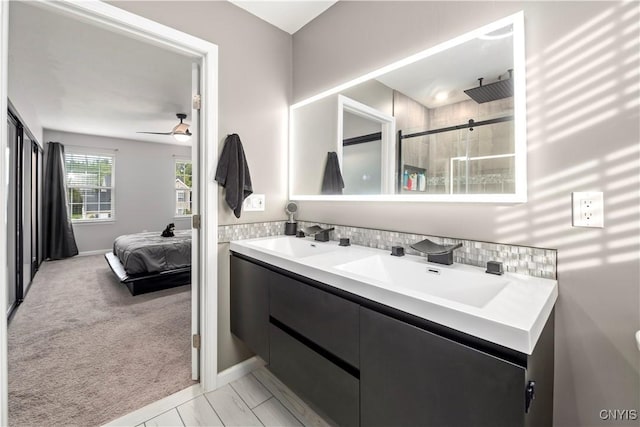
[136,131,173,135]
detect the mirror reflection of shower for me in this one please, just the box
[399,97,515,195]
[288,12,526,201]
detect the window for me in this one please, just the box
[65,151,115,221]
[175,160,192,216]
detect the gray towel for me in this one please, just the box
[215,134,253,218]
[321,151,344,195]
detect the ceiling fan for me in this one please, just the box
[137,113,192,142]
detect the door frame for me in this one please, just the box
[0,1,219,424]
[337,95,396,194]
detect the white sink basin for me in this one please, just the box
[230,235,557,354]
[335,254,508,308]
[246,236,335,258]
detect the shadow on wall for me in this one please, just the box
[492,0,639,263]
[492,2,639,423]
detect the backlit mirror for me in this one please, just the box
[290,12,526,202]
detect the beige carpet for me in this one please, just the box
[8,255,196,427]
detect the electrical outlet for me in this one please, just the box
[243,194,265,212]
[572,192,604,228]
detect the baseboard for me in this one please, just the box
[216,356,266,387]
[102,383,202,427]
[77,249,111,257]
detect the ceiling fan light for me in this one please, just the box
[173,132,191,143]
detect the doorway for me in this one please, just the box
[0,1,219,425]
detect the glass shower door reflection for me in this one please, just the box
[450,154,516,194]
[400,116,515,195]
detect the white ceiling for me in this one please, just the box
[8,1,335,146]
[8,1,194,145]
[8,1,509,147]
[229,0,338,34]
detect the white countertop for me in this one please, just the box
[230,236,557,355]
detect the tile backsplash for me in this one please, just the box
[218,221,284,243]
[219,220,557,279]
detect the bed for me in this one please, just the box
[104,230,192,295]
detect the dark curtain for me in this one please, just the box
[43,142,78,259]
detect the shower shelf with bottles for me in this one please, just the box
[397,115,515,195]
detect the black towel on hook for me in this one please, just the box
[321,151,344,195]
[215,134,253,218]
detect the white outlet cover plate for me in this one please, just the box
[244,194,265,211]
[572,191,604,228]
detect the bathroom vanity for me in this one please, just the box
[230,236,557,427]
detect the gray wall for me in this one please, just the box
[292,2,640,426]
[112,0,291,226]
[291,95,338,195]
[110,1,292,372]
[44,130,191,252]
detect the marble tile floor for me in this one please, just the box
[131,367,333,427]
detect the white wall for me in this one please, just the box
[6,96,43,145]
[44,130,191,253]
[292,2,640,426]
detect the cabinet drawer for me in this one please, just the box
[230,256,270,362]
[269,324,359,427]
[270,273,359,368]
[361,307,525,427]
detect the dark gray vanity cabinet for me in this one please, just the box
[360,307,524,427]
[269,324,359,426]
[269,270,360,426]
[230,255,270,362]
[270,270,359,368]
[230,253,554,427]
[231,254,360,426]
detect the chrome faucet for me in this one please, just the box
[410,238,462,265]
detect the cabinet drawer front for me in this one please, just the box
[361,307,525,427]
[270,273,359,368]
[230,256,270,362]
[269,324,359,427]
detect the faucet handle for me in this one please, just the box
[390,246,405,257]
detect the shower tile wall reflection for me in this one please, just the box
[400,95,515,195]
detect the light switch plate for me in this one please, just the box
[572,192,604,228]
[243,194,265,211]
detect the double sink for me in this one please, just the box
[230,235,557,354]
